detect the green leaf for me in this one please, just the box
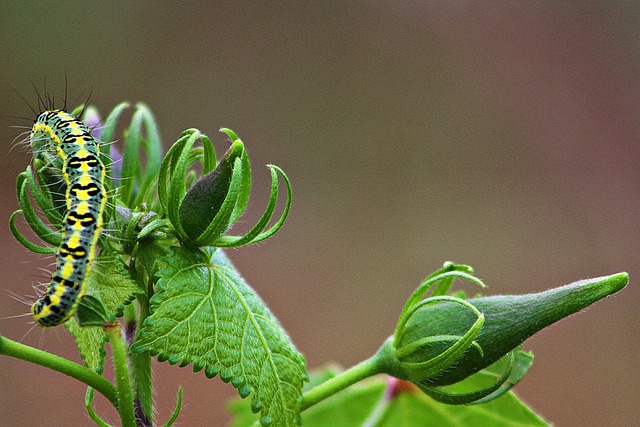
[75,295,115,327]
[87,256,140,317]
[231,367,549,427]
[66,256,139,373]
[379,383,548,427]
[131,247,307,427]
[66,319,106,373]
[231,371,385,427]
[299,372,386,427]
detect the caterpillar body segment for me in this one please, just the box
[29,110,107,327]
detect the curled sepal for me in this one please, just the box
[161,387,184,427]
[85,388,112,427]
[395,296,485,382]
[157,129,216,240]
[393,263,485,345]
[219,128,251,224]
[94,101,130,196]
[17,178,61,246]
[98,101,130,151]
[214,164,292,247]
[10,168,63,253]
[9,210,56,254]
[21,164,64,226]
[417,349,534,405]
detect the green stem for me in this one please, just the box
[301,353,385,411]
[105,324,136,427]
[129,294,153,425]
[0,335,118,408]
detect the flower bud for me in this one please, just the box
[179,139,246,243]
[378,269,628,404]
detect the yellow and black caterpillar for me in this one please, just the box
[29,110,106,327]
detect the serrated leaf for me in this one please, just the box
[66,320,106,373]
[231,367,549,427]
[132,246,307,427]
[87,256,139,317]
[67,256,139,372]
[230,366,386,426]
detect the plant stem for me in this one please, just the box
[105,324,137,427]
[128,295,153,427]
[131,339,152,426]
[301,353,384,411]
[0,335,118,408]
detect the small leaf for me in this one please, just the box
[66,319,106,373]
[67,256,139,372]
[87,256,140,317]
[132,247,307,427]
[75,295,114,327]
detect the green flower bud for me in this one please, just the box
[179,139,245,243]
[160,127,292,249]
[376,267,628,404]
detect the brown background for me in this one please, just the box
[0,2,638,426]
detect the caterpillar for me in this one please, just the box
[29,110,107,327]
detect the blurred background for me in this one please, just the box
[1,2,638,426]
